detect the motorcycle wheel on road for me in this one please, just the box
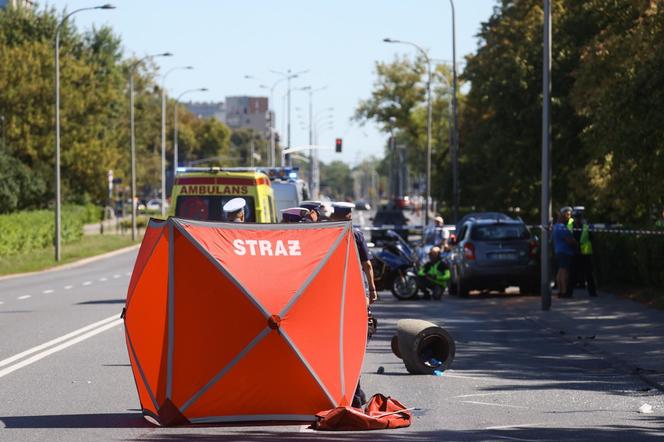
[391,272,419,300]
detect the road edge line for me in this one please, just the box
[0,244,140,282]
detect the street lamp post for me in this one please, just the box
[447,0,460,223]
[0,115,5,151]
[173,87,208,174]
[541,0,552,310]
[161,65,193,217]
[54,4,115,262]
[300,86,327,198]
[270,69,309,166]
[384,38,433,226]
[129,52,172,242]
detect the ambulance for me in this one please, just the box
[170,167,277,222]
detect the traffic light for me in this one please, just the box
[335,138,342,153]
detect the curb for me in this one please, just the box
[0,244,140,282]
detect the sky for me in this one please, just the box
[45,0,498,166]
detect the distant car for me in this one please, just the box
[146,199,168,211]
[454,212,513,232]
[371,208,409,244]
[448,218,539,296]
[353,200,371,211]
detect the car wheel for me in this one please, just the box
[391,274,419,300]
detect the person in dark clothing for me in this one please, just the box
[331,202,376,408]
[553,207,578,298]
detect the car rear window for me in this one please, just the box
[471,224,530,241]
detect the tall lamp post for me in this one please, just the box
[129,52,172,241]
[270,69,309,166]
[173,88,208,174]
[0,115,6,151]
[54,3,115,262]
[301,85,327,198]
[446,0,460,223]
[384,38,433,226]
[541,0,552,310]
[161,65,193,217]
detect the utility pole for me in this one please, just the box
[541,0,552,310]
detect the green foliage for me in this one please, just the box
[0,5,232,214]
[0,205,96,256]
[320,160,354,200]
[593,233,664,290]
[459,0,664,225]
[355,57,456,202]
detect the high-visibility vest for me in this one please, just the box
[579,223,593,255]
[567,217,574,232]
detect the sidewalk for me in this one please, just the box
[521,289,664,390]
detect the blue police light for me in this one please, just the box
[288,172,298,179]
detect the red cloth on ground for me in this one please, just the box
[313,394,412,431]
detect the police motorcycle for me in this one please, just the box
[370,230,419,300]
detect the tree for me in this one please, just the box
[320,160,353,200]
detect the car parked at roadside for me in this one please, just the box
[448,217,539,296]
[370,207,410,244]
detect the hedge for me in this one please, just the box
[0,204,101,256]
[592,233,664,290]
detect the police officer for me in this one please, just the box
[330,202,377,303]
[300,201,323,223]
[417,246,451,300]
[573,210,597,297]
[223,198,246,222]
[331,201,375,408]
[281,207,310,223]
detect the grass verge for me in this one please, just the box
[0,234,139,276]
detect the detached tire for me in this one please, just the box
[391,274,418,300]
[392,319,456,374]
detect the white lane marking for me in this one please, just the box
[17,295,31,300]
[0,315,119,369]
[0,301,4,305]
[82,281,92,286]
[453,392,510,399]
[486,423,543,430]
[64,285,73,290]
[461,401,529,409]
[42,289,54,294]
[0,318,123,379]
[99,277,108,282]
[113,274,121,279]
[442,373,492,381]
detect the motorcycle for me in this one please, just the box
[371,230,419,300]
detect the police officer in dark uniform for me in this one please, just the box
[300,201,323,223]
[331,202,376,408]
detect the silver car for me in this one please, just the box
[448,218,539,296]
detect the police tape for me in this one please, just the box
[528,225,664,236]
[357,224,664,236]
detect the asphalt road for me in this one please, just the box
[1,247,663,441]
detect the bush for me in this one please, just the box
[592,233,664,289]
[0,205,98,256]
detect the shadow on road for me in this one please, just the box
[124,424,664,441]
[76,298,126,305]
[0,412,149,428]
